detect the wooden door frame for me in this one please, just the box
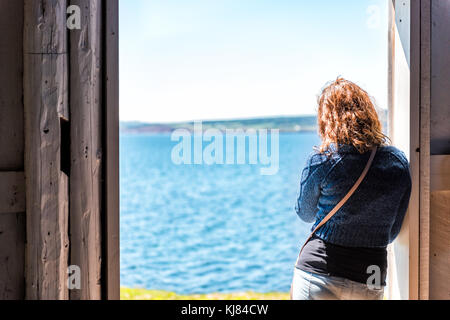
[388,0,430,300]
[103,0,120,300]
[102,0,434,301]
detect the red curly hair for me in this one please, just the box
[317,78,388,154]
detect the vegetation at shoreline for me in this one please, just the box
[120,288,290,300]
[120,109,387,135]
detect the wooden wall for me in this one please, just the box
[388,0,419,300]
[429,0,450,300]
[69,0,103,300]
[431,0,450,155]
[390,0,450,300]
[0,0,119,300]
[24,0,70,300]
[0,0,26,300]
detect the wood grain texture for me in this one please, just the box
[0,212,25,300]
[388,0,420,301]
[0,0,24,171]
[419,0,431,301]
[0,172,25,214]
[103,0,120,300]
[431,155,450,191]
[430,191,450,300]
[408,0,421,301]
[431,0,450,155]
[24,0,69,300]
[69,0,103,300]
[0,0,26,300]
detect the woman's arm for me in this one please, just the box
[389,169,412,242]
[295,154,327,223]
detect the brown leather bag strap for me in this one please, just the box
[297,146,378,258]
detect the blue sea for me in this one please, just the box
[120,132,320,294]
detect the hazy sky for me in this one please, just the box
[120,0,388,123]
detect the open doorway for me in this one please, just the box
[118,0,391,299]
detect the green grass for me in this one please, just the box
[120,288,290,300]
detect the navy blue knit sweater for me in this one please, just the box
[295,144,412,248]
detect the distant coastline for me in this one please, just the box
[120,110,387,135]
[120,116,318,134]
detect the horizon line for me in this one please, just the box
[120,114,318,125]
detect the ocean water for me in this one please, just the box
[120,132,320,294]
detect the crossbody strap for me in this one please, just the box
[297,146,378,258]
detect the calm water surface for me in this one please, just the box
[120,132,320,294]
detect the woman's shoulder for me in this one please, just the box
[301,149,343,183]
[305,149,341,167]
[377,145,410,170]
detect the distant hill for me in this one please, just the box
[120,109,388,134]
[120,116,318,134]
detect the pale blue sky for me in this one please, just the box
[120,0,388,123]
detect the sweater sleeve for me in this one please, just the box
[295,154,327,223]
[389,163,412,242]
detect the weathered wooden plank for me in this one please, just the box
[23,0,69,300]
[419,0,431,301]
[23,0,67,55]
[431,155,450,191]
[0,172,25,214]
[430,191,450,300]
[431,0,450,155]
[387,0,420,301]
[103,0,120,300]
[69,0,103,300]
[0,212,25,300]
[0,0,26,300]
[386,2,397,300]
[0,0,24,171]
